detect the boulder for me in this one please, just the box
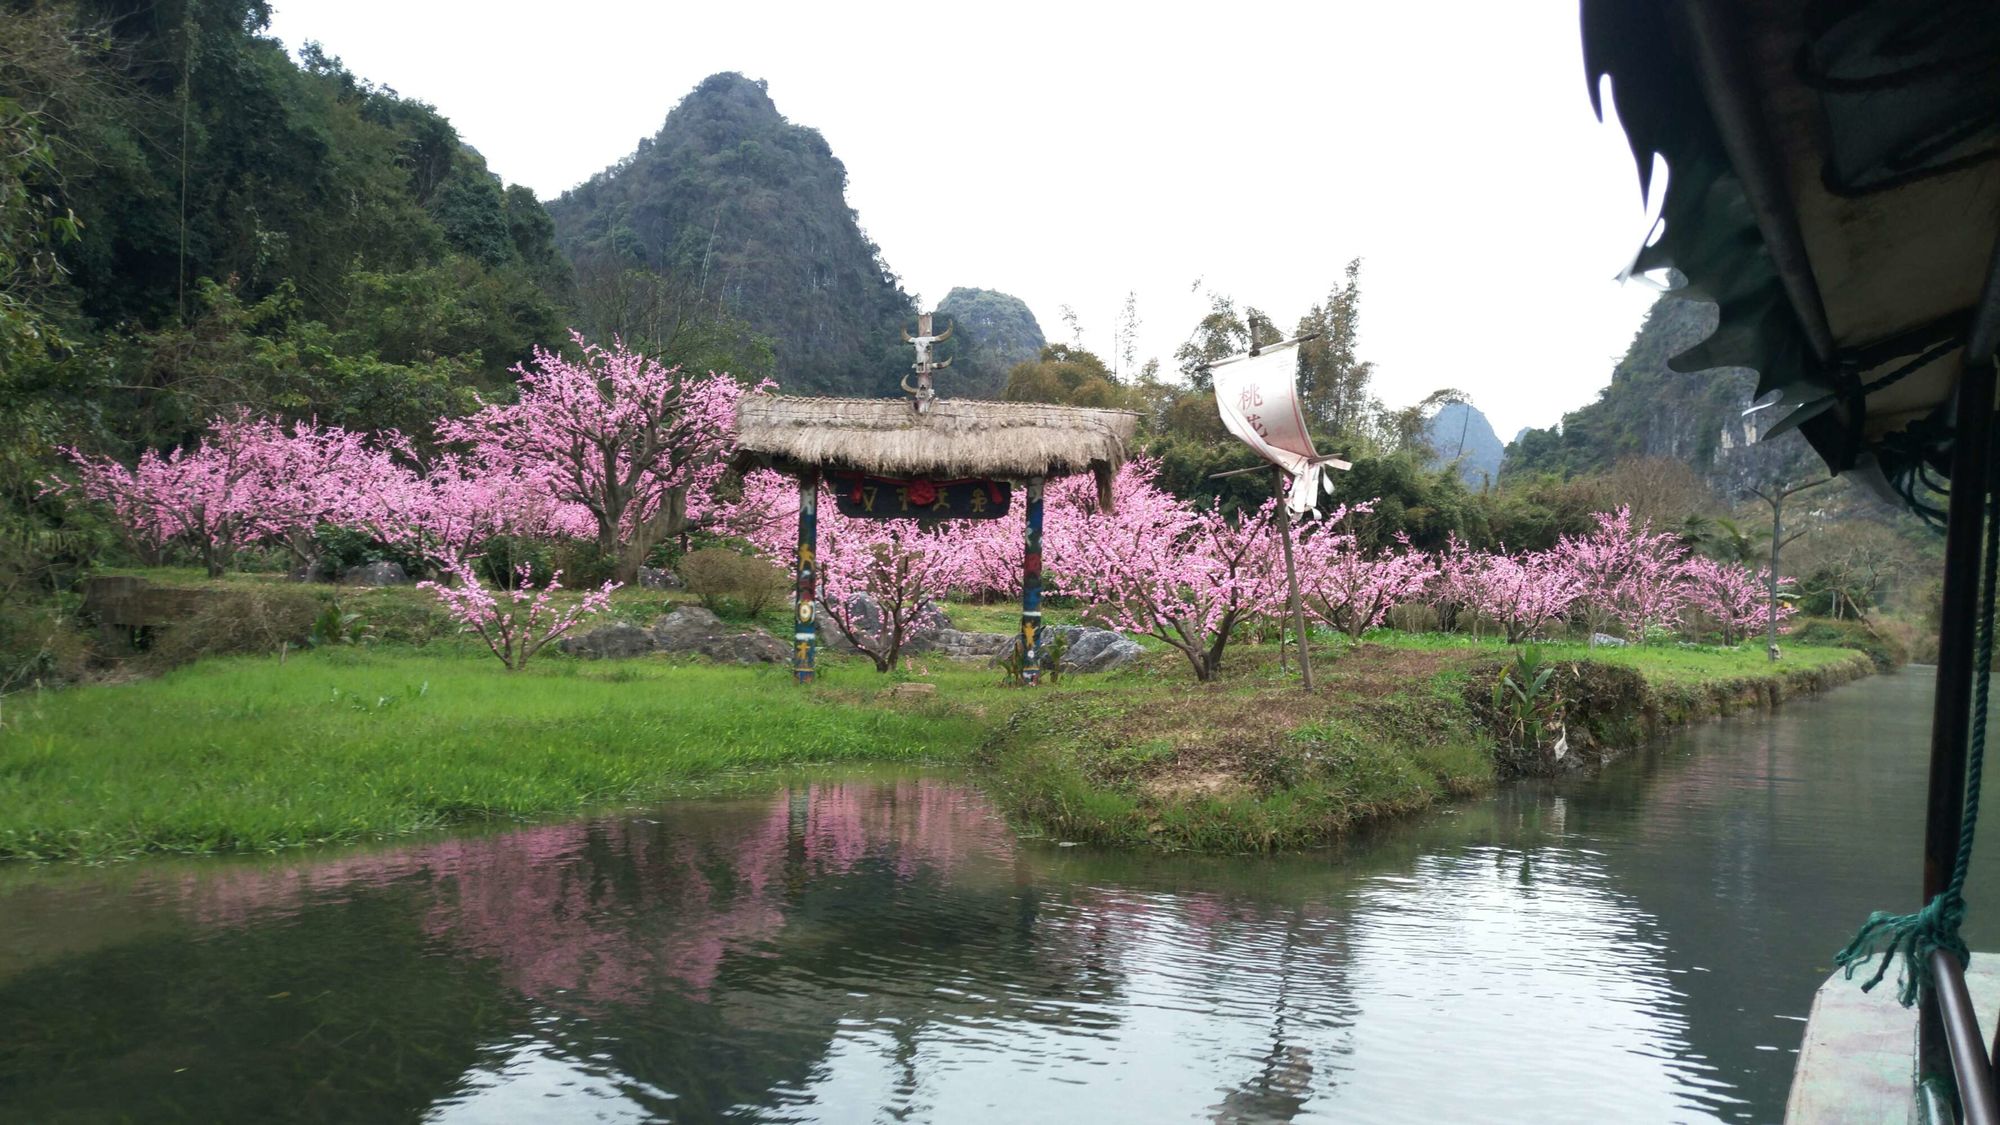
[341,561,410,587]
[1589,633,1628,648]
[558,622,659,660]
[638,566,683,591]
[985,625,1144,673]
[931,629,1016,660]
[881,682,938,702]
[823,595,952,655]
[647,605,787,664]
[694,631,789,664]
[1052,626,1145,673]
[290,559,339,584]
[650,606,728,651]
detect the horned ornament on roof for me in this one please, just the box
[900,312,954,411]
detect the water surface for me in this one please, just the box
[3,670,1996,1123]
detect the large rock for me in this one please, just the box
[824,595,951,655]
[931,629,1016,660]
[341,561,409,587]
[559,622,659,659]
[695,631,789,664]
[650,606,728,650]
[1052,626,1144,673]
[984,625,1144,673]
[638,566,683,591]
[648,606,787,665]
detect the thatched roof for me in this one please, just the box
[733,396,1140,496]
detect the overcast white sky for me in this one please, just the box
[265,0,1663,438]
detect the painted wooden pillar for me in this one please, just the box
[1019,475,1045,686]
[793,469,821,683]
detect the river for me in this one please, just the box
[2,669,1997,1123]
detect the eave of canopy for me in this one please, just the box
[1582,0,2000,515]
[731,395,1140,509]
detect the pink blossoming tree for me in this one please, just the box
[723,469,976,672]
[1295,506,1436,639]
[1055,462,1280,681]
[1556,506,1691,640]
[419,561,619,670]
[1677,555,1795,645]
[1464,550,1584,644]
[437,335,752,584]
[60,411,287,576]
[818,520,970,672]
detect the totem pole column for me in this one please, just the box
[1019,475,1045,686]
[793,469,821,684]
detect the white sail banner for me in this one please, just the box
[1211,342,1349,514]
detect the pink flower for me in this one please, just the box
[419,562,620,670]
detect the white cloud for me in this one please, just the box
[267,0,1662,438]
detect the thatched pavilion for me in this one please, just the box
[733,395,1140,684]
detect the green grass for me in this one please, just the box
[0,647,1025,862]
[1369,629,1869,686]
[982,632,1875,853]
[0,576,1884,862]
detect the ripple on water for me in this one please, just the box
[4,673,1991,1122]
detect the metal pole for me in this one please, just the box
[1272,467,1313,692]
[1920,354,1996,1080]
[1020,476,1045,686]
[1933,949,2000,1125]
[792,470,821,684]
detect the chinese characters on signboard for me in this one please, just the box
[830,475,1013,520]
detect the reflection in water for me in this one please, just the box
[2,672,1994,1123]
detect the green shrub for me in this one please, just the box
[311,525,426,579]
[478,536,555,588]
[550,539,618,588]
[1788,617,1910,670]
[307,601,371,648]
[147,587,326,667]
[0,603,91,692]
[679,548,789,615]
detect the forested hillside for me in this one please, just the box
[546,73,915,396]
[1504,297,1758,480]
[2,0,571,454]
[934,287,1046,399]
[1,0,584,608]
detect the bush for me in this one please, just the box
[478,536,555,588]
[1789,617,1911,670]
[550,539,618,589]
[147,587,326,667]
[679,548,790,616]
[0,603,91,692]
[311,525,425,580]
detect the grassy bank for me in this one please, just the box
[0,574,1881,862]
[982,638,1876,852]
[0,648,1032,862]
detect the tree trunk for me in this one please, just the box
[610,487,688,585]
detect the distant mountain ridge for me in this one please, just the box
[1425,402,1505,487]
[1503,296,1760,481]
[934,288,1048,398]
[546,73,914,396]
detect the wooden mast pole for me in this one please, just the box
[1272,468,1313,692]
[792,468,821,684]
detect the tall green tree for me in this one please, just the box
[1294,258,1372,440]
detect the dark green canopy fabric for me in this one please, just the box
[1580,0,2000,518]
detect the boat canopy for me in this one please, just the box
[1581,0,2000,518]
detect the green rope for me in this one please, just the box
[1834,496,1999,1006]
